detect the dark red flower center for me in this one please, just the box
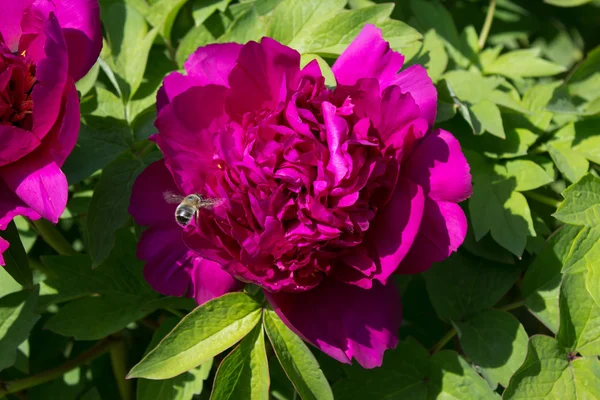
[0,50,36,130]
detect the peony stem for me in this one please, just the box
[109,335,132,400]
[524,191,562,209]
[478,0,497,49]
[430,299,526,354]
[0,338,117,397]
[31,219,77,256]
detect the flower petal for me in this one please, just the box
[0,126,41,167]
[397,199,468,274]
[367,177,424,283]
[188,257,243,305]
[129,160,180,227]
[0,0,30,51]
[266,278,401,368]
[0,159,67,223]
[0,177,40,230]
[403,129,472,203]
[387,65,437,128]
[156,72,196,114]
[332,24,404,87]
[0,237,9,266]
[184,43,242,87]
[154,85,229,194]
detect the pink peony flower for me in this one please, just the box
[0,0,101,265]
[130,24,472,368]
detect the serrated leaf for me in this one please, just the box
[138,318,213,400]
[210,324,269,400]
[454,309,528,388]
[424,252,520,322]
[87,151,158,267]
[484,48,567,78]
[504,335,600,399]
[470,168,536,256]
[263,309,333,400]
[0,222,33,288]
[219,6,265,44]
[557,271,600,356]
[293,4,394,56]
[128,293,262,380]
[522,225,582,332]
[0,289,40,371]
[554,174,600,226]
[267,0,346,47]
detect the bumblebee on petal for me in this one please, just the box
[164,192,224,227]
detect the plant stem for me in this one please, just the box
[430,328,457,354]
[0,338,116,398]
[31,219,77,256]
[478,0,497,49]
[524,191,562,209]
[165,307,185,318]
[109,337,132,400]
[498,299,526,312]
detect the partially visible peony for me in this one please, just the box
[130,24,472,368]
[0,0,101,265]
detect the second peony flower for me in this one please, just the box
[130,24,472,368]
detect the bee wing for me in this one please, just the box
[198,197,224,209]
[163,191,184,204]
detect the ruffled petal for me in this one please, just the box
[154,85,229,194]
[0,126,41,167]
[184,43,242,87]
[0,237,9,266]
[156,72,196,114]
[366,177,424,283]
[266,278,401,368]
[0,0,31,51]
[397,199,468,274]
[386,65,437,128]
[332,24,404,87]
[129,160,180,227]
[403,129,472,203]
[227,37,301,118]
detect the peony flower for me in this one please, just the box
[0,0,101,265]
[129,24,472,368]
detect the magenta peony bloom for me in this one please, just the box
[0,0,101,265]
[130,24,472,368]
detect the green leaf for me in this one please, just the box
[454,309,528,388]
[504,335,600,399]
[470,100,505,138]
[146,0,188,41]
[522,225,582,332]
[263,309,333,400]
[293,4,394,56]
[503,160,554,191]
[0,289,40,371]
[219,6,265,44]
[267,0,346,47]
[0,222,33,288]
[484,49,567,78]
[300,54,335,87]
[424,252,520,322]
[408,29,447,82]
[469,167,536,256]
[210,324,269,400]
[443,70,503,104]
[554,173,600,226]
[0,267,22,298]
[138,319,213,400]
[562,225,600,274]
[176,20,221,67]
[545,0,593,7]
[101,2,158,98]
[191,0,232,25]
[86,151,158,267]
[128,293,262,380]
[548,144,590,184]
[76,61,100,97]
[569,46,600,101]
[45,295,151,340]
[557,271,600,356]
[334,338,498,399]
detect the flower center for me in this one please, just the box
[0,50,36,130]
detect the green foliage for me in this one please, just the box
[4,0,600,399]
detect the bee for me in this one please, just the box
[164,192,224,227]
